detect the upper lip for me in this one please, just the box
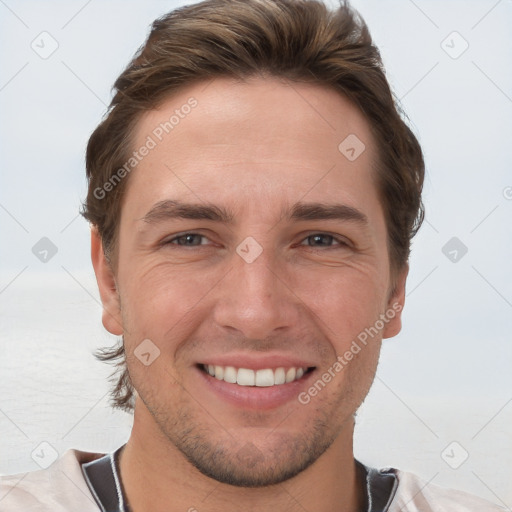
[198,353,316,371]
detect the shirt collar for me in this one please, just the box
[82,444,398,512]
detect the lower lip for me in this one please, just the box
[195,366,316,410]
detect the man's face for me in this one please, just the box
[96,76,406,486]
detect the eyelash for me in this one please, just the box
[163,232,350,249]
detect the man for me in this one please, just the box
[0,0,505,510]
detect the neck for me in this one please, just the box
[118,402,366,512]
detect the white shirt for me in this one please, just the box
[0,447,505,511]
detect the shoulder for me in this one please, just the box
[387,467,506,512]
[0,448,104,512]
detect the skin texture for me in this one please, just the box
[91,76,408,512]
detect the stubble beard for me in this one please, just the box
[136,380,356,488]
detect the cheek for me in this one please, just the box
[292,265,388,346]
[118,261,219,348]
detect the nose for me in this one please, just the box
[212,247,301,340]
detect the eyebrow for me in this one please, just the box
[288,202,368,224]
[139,199,368,226]
[140,200,234,224]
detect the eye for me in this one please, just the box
[300,233,348,248]
[162,232,349,249]
[165,233,209,246]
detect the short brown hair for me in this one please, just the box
[81,0,425,412]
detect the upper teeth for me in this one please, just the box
[203,364,307,387]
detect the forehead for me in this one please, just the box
[126,76,381,218]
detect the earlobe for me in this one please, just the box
[90,227,123,336]
[382,263,408,339]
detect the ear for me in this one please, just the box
[90,227,123,336]
[382,263,408,339]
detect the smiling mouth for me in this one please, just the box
[199,364,315,387]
